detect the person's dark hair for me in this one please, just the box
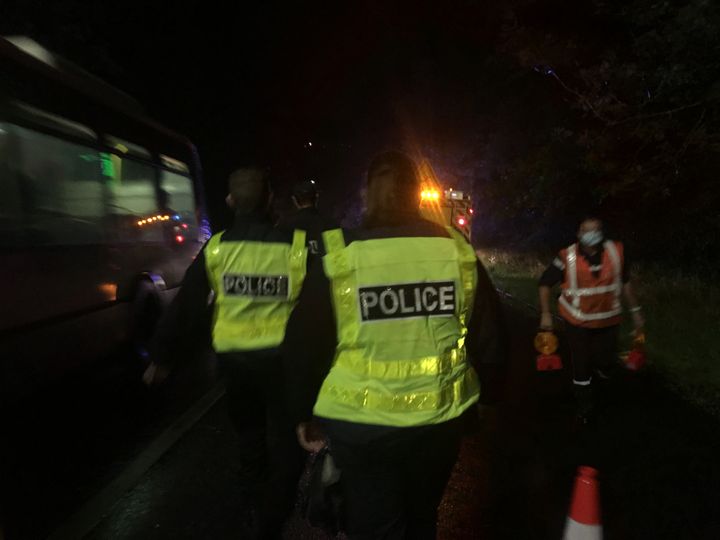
[228,167,272,214]
[292,180,319,208]
[365,151,420,224]
[578,214,604,228]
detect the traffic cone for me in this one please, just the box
[563,466,602,540]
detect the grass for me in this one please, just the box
[478,248,720,416]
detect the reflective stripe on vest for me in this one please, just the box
[205,229,307,352]
[319,368,478,413]
[313,227,480,427]
[559,296,621,321]
[560,241,622,323]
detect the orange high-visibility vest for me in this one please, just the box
[558,241,624,328]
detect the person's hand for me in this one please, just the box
[632,310,645,331]
[296,421,327,453]
[540,311,553,331]
[142,362,170,387]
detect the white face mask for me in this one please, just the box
[580,230,604,247]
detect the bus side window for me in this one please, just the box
[13,124,105,246]
[160,169,198,238]
[105,155,163,243]
[0,123,26,248]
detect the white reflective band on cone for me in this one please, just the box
[563,518,602,540]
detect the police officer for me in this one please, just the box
[282,151,506,539]
[278,179,339,255]
[144,167,308,539]
[539,216,644,420]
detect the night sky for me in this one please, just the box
[1,1,518,222]
[2,0,719,262]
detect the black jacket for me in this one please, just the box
[282,217,508,426]
[277,207,339,256]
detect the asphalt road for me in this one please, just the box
[0,347,216,540]
[3,304,720,539]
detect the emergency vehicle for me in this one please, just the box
[419,186,473,240]
[416,158,473,240]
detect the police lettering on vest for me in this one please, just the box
[223,274,289,299]
[359,281,456,322]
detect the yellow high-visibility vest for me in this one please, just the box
[205,230,307,352]
[313,227,480,427]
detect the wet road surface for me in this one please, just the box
[3,305,720,539]
[0,348,215,540]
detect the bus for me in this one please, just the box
[0,37,211,399]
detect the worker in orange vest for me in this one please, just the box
[539,216,644,421]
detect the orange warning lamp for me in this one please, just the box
[623,330,647,371]
[534,331,563,371]
[632,331,646,349]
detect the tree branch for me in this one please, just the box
[609,101,704,126]
[546,70,704,127]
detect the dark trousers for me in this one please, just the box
[221,353,304,539]
[565,323,620,384]
[323,417,463,540]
